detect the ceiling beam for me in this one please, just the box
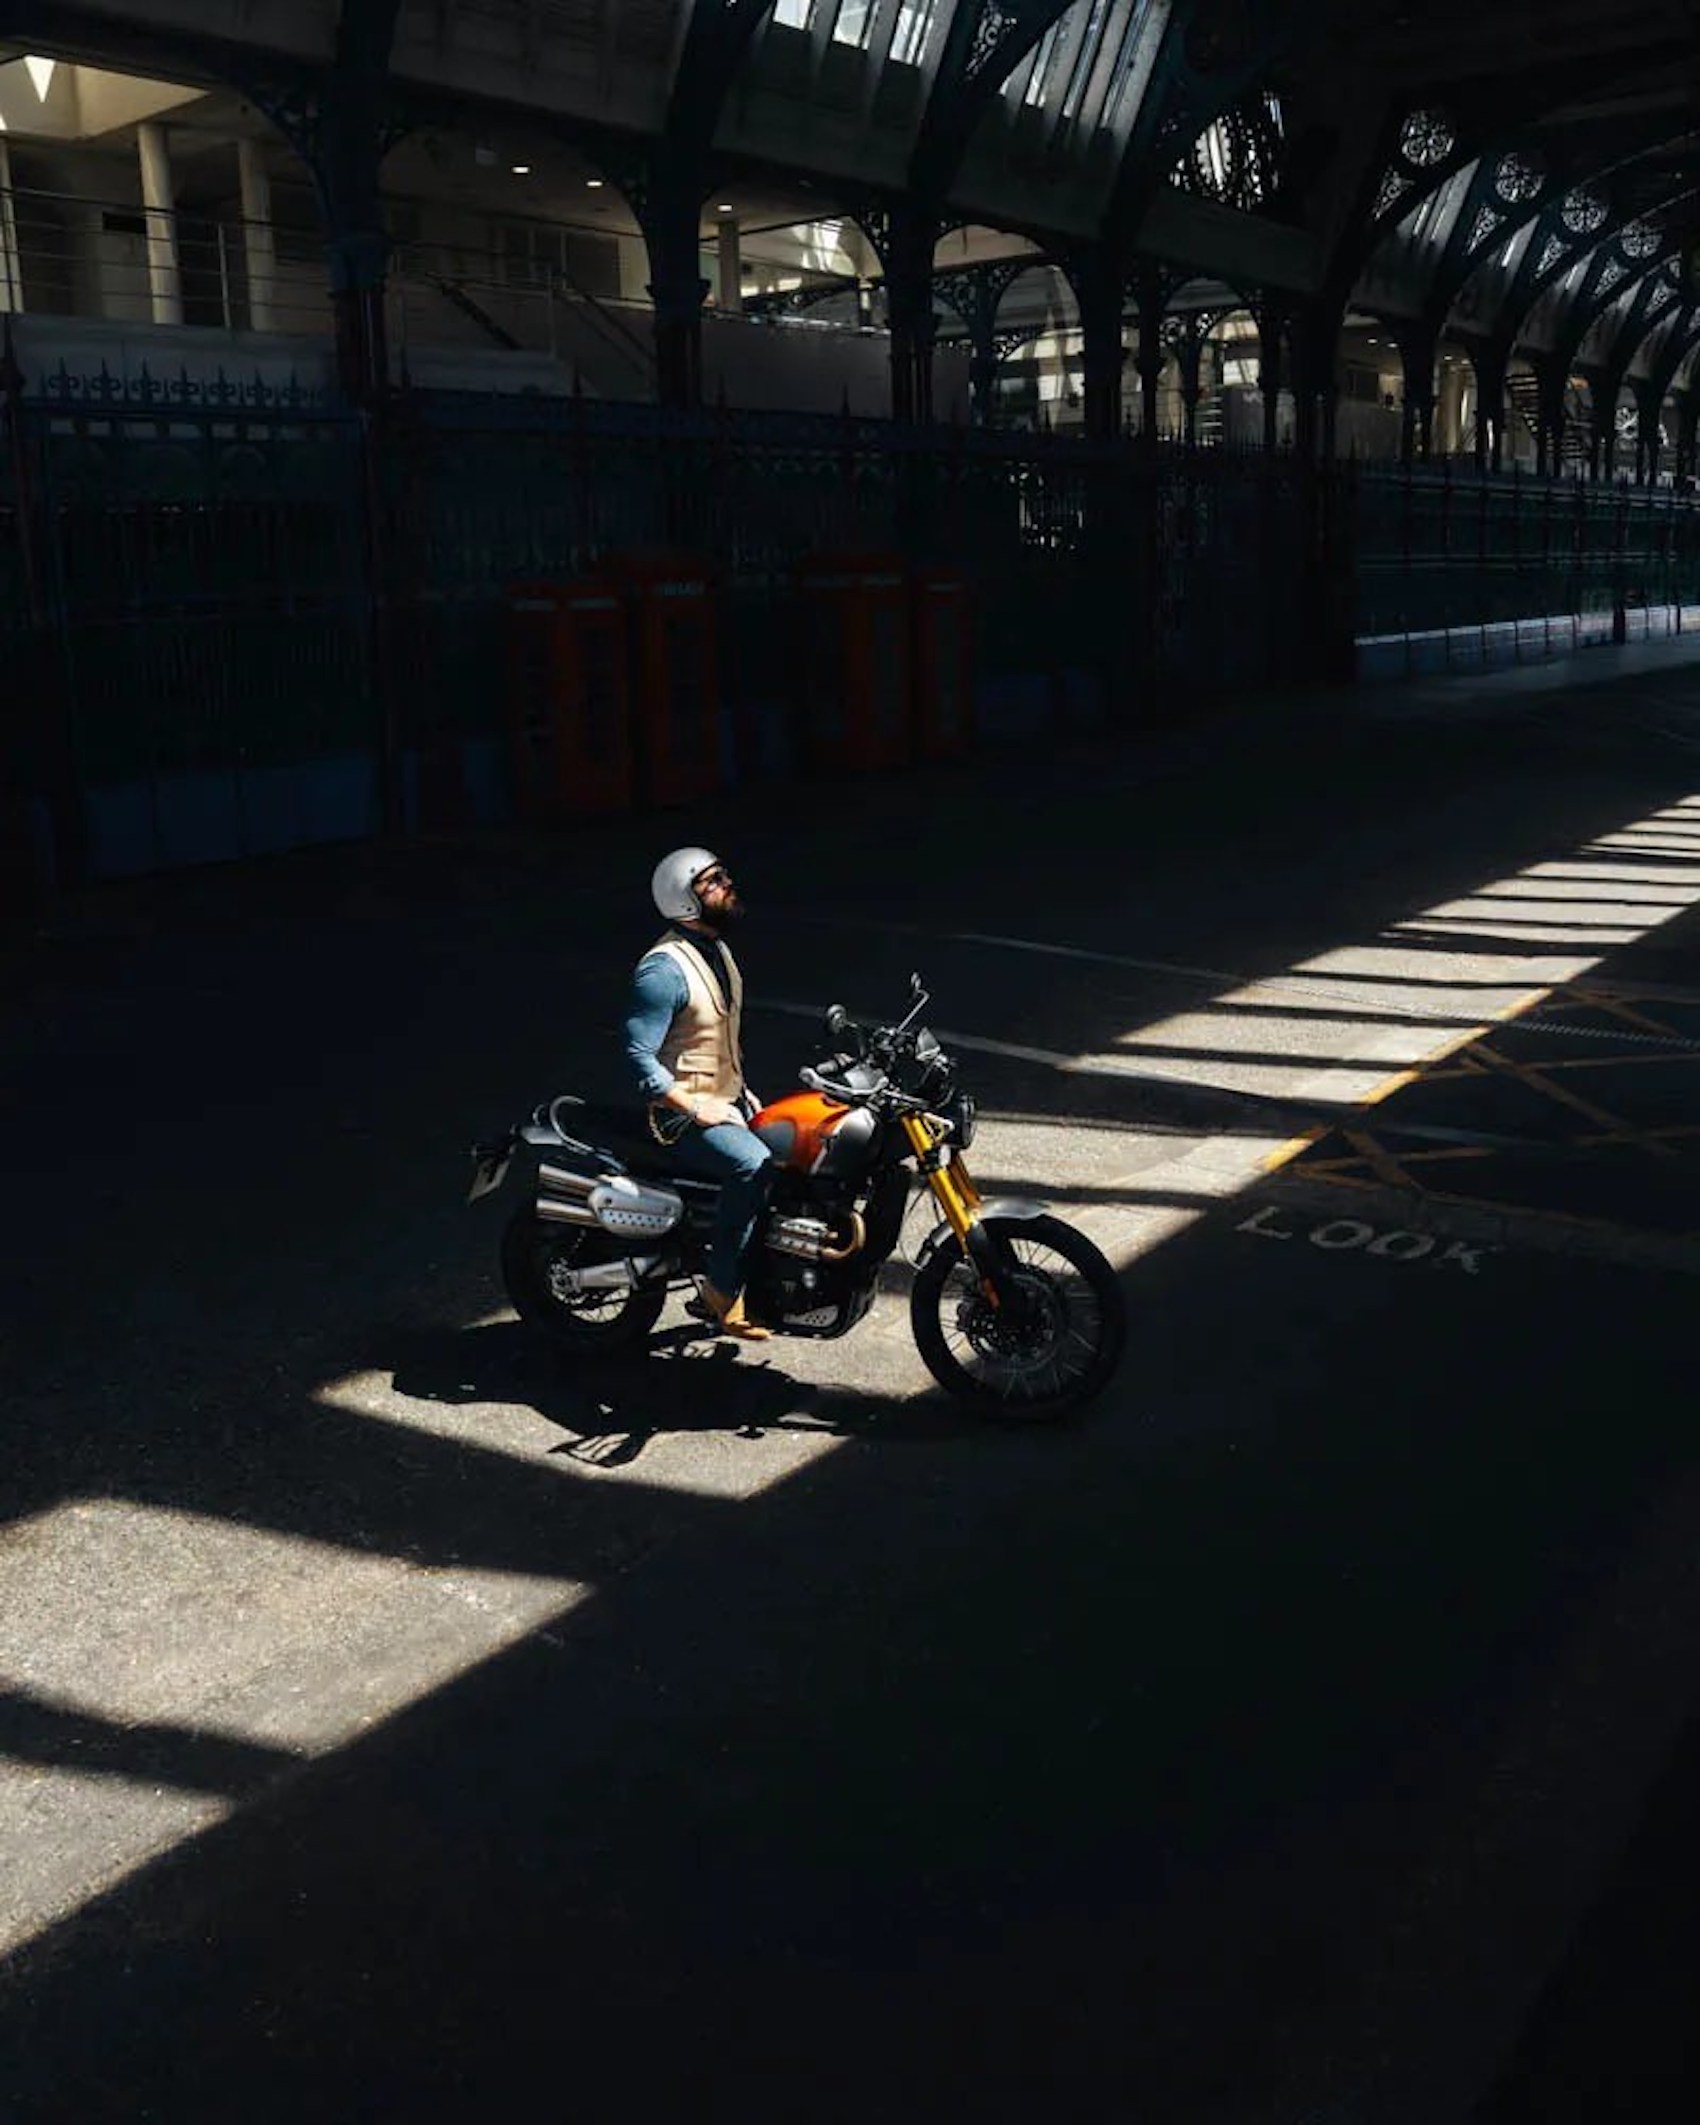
[909,0,1076,204]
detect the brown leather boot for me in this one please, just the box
[699,1282,774,1341]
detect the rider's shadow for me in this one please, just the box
[388,1318,961,1468]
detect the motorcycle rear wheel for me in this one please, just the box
[501,1209,668,1354]
[910,1213,1125,1420]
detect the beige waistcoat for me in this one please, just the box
[646,931,745,1102]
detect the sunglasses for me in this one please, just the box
[696,867,733,889]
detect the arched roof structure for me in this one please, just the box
[4,0,1699,419]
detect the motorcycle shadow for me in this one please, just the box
[388,1316,979,1469]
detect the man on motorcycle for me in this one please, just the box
[623,847,774,1341]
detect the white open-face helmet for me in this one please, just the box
[651,846,722,922]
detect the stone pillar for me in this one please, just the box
[716,218,741,314]
[136,121,183,327]
[1435,354,1467,457]
[237,136,277,333]
[0,141,22,314]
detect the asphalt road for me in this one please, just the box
[4,644,1700,2121]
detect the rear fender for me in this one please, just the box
[915,1196,1050,1273]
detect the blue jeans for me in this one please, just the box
[668,1119,773,1298]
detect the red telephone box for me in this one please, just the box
[506,578,633,819]
[796,554,913,773]
[911,569,973,760]
[606,551,723,807]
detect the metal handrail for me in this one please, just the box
[0,178,844,383]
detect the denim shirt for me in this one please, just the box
[623,950,691,1101]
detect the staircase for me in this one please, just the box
[1504,370,1590,473]
[432,278,523,352]
[389,272,656,400]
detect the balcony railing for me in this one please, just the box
[0,182,860,360]
[1,184,337,338]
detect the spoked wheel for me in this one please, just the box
[910,1213,1125,1420]
[500,1209,667,1355]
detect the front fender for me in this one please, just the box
[915,1196,1051,1273]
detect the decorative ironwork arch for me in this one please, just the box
[1539,207,1700,387]
[1173,86,1284,211]
[1099,0,1292,243]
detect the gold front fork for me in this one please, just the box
[901,1112,994,1297]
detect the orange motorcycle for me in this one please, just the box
[469,977,1125,1418]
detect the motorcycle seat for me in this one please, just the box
[543,1098,683,1178]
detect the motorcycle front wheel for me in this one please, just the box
[910,1213,1125,1420]
[501,1209,668,1354]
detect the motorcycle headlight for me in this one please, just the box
[951,1091,977,1149]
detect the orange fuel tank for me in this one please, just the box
[752,1089,881,1179]
[752,1089,847,1173]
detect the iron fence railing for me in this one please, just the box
[6,357,1700,897]
[1351,460,1700,648]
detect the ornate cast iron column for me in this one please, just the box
[1168,319,1207,447]
[256,0,405,407]
[935,259,1029,429]
[1635,379,1664,486]
[1290,302,1342,465]
[1134,268,1169,451]
[1255,299,1288,451]
[1591,376,1618,481]
[1064,251,1129,444]
[1469,340,1510,472]
[1675,389,1698,487]
[1395,325,1436,463]
[1532,357,1569,479]
[639,165,711,411]
[858,203,941,426]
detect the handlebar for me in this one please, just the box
[800,1064,933,1118]
[799,1064,862,1104]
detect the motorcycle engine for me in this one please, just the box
[750,1184,875,1337]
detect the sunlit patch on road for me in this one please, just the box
[0,1498,589,1956]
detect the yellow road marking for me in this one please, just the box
[1344,1128,1416,1190]
[1261,988,1549,1175]
[1472,1042,1680,1158]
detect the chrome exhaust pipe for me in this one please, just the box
[538,1163,596,1200]
[536,1196,599,1227]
